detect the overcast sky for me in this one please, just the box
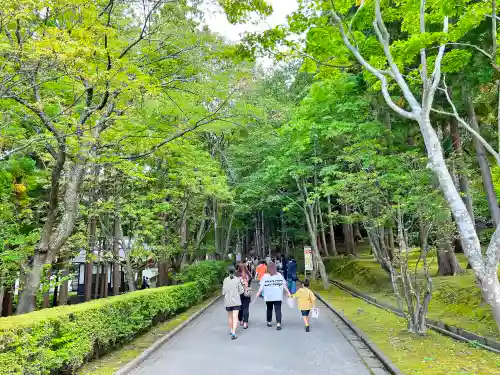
[203,0,298,42]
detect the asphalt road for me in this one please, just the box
[128,291,389,375]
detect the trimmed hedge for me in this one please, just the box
[176,260,227,294]
[0,261,226,375]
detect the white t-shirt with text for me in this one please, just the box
[260,273,286,302]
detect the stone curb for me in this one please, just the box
[114,294,222,375]
[314,291,405,375]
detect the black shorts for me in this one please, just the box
[301,310,310,317]
[226,305,241,311]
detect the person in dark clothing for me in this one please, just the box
[287,256,297,294]
[281,255,288,281]
[236,263,251,329]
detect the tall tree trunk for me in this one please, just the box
[85,217,97,301]
[317,203,329,256]
[42,269,52,308]
[449,118,475,222]
[17,163,85,314]
[281,212,286,254]
[101,264,109,298]
[255,214,260,257]
[52,274,59,307]
[341,205,355,254]
[353,224,362,242]
[224,213,234,256]
[124,250,135,292]
[297,179,328,288]
[436,214,462,276]
[59,260,69,306]
[179,201,189,268]
[112,216,121,296]
[2,286,13,317]
[94,252,101,299]
[213,197,220,255]
[387,225,395,261]
[304,204,329,289]
[417,112,500,331]
[437,239,461,276]
[193,201,208,257]
[464,93,500,228]
[0,286,4,317]
[326,195,338,256]
[84,261,93,302]
[262,211,268,257]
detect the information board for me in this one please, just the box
[304,246,313,271]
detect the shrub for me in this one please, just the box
[176,260,227,295]
[0,261,226,375]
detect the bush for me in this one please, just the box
[176,260,227,295]
[0,261,226,375]
[478,228,495,246]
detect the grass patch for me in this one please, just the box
[324,253,500,340]
[78,294,219,375]
[312,283,500,375]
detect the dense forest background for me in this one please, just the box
[2,0,500,337]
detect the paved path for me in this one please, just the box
[129,292,389,375]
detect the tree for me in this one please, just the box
[0,0,267,314]
[321,0,500,329]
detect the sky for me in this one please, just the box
[203,0,299,42]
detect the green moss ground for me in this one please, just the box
[78,294,219,375]
[312,283,500,375]
[323,251,500,340]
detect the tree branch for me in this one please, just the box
[118,0,163,59]
[432,80,500,166]
[9,94,60,139]
[123,91,235,160]
[372,0,421,111]
[493,0,497,60]
[288,45,354,69]
[328,5,415,119]
[447,42,492,59]
[426,16,449,108]
[419,0,428,93]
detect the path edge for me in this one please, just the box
[314,291,405,375]
[113,294,222,375]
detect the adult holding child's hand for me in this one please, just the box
[254,262,291,331]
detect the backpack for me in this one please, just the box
[240,277,252,297]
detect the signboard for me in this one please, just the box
[304,246,313,271]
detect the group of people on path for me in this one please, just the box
[222,256,316,340]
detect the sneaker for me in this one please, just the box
[231,333,238,340]
[277,325,282,331]
[305,326,310,332]
[267,322,272,327]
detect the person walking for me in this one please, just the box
[294,279,316,332]
[255,260,267,281]
[255,260,268,298]
[281,255,288,281]
[287,256,297,294]
[255,262,291,331]
[252,257,258,278]
[236,263,252,329]
[222,265,244,340]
